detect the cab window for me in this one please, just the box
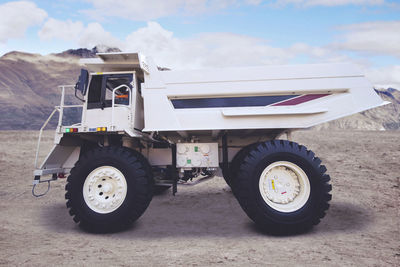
[87,74,133,109]
[87,75,102,105]
[104,76,132,106]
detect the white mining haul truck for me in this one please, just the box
[33,52,387,233]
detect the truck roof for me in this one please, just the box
[80,52,150,74]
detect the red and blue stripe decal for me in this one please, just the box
[272,94,329,106]
[171,94,329,109]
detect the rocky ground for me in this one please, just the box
[0,130,399,266]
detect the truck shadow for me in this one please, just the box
[40,189,372,238]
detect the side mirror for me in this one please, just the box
[74,69,89,101]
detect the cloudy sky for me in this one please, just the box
[0,0,399,87]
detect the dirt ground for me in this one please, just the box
[0,130,399,266]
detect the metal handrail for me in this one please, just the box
[57,85,84,132]
[55,105,84,108]
[34,108,59,168]
[34,85,84,169]
[111,84,131,131]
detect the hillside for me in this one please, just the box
[0,47,119,130]
[313,87,400,131]
[0,52,80,129]
[0,48,398,130]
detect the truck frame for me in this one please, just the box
[33,52,387,233]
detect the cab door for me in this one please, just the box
[83,72,138,133]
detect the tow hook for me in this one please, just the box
[32,174,58,197]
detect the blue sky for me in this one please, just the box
[0,0,399,87]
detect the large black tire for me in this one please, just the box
[222,143,259,188]
[65,146,154,233]
[232,140,332,234]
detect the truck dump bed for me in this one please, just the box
[82,53,387,132]
[143,63,386,132]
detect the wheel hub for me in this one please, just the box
[83,166,127,214]
[262,166,300,204]
[102,182,113,193]
[259,161,311,213]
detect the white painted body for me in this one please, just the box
[80,71,144,136]
[142,63,386,132]
[34,52,387,177]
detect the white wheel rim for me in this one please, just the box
[259,161,310,213]
[83,166,128,214]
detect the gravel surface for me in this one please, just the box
[0,130,399,266]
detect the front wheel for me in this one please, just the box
[232,140,332,234]
[65,146,154,233]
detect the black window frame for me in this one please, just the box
[87,73,133,110]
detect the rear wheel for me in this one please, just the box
[233,140,331,233]
[65,146,153,233]
[223,143,259,188]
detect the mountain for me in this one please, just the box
[313,87,400,131]
[0,46,122,130]
[0,48,399,130]
[0,51,81,129]
[57,46,121,58]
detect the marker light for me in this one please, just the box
[96,127,107,132]
[65,128,78,133]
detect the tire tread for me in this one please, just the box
[65,146,153,233]
[231,139,332,234]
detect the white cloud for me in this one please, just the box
[270,0,385,6]
[365,65,400,89]
[78,23,122,49]
[82,0,260,20]
[245,0,263,4]
[38,19,122,49]
[290,42,349,62]
[123,22,400,89]
[0,1,47,43]
[80,0,389,20]
[333,21,400,57]
[82,0,387,18]
[244,0,263,6]
[306,0,384,6]
[39,18,84,41]
[35,19,400,88]
[123,22,295,69]
[122,22,356,69]
[121,22,400,88]
[83,0,182,20]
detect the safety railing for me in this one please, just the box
[57,85,85,132]
[34,85,84,169]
